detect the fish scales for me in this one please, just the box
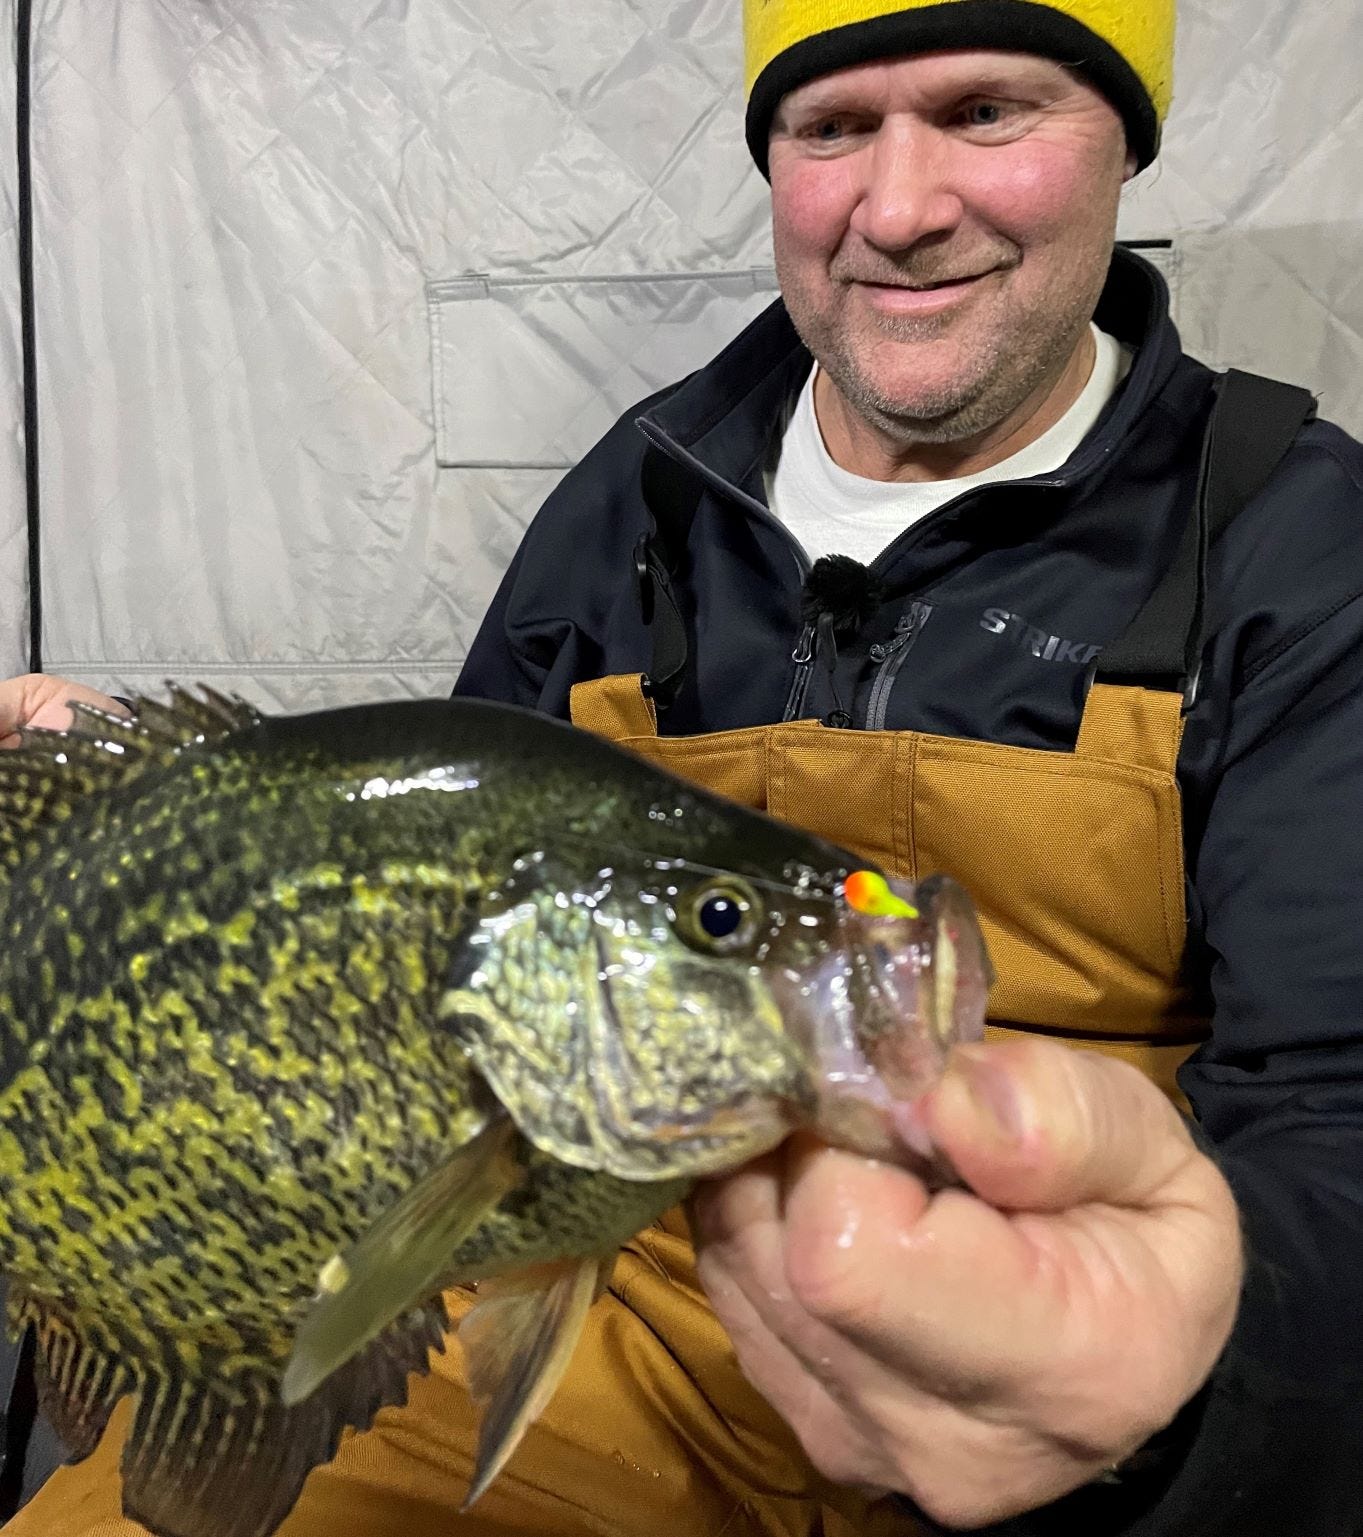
[0,724,608,1351]
[0,708,655,1333]
[0,690,989,1537]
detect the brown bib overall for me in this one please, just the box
[7,373,1312,1537]
[570,672,1199,1100]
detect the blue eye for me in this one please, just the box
[677,880,760,953]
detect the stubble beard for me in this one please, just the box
[777,238,1105,448]
[795,288,1087,447]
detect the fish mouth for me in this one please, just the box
[774,874,992,1164]
[846,872,992,1083]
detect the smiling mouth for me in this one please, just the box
[868,272,988,291]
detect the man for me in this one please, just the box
[5,2,1363,1535]
[454,0,1363,1528]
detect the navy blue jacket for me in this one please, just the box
[456,249,1363,1533]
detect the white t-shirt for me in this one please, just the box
[764,325,1132,568]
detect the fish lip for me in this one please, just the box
[777,874,992,1163]
[770,949,900,1162]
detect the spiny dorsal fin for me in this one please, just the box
[0,684,261,870]
[16,1284,449,1537]
[113,683,260,752]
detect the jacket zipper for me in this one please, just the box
[782,623,815,721]
[864,603,933,730]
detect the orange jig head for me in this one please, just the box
[842,870,919,920]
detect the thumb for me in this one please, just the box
[0,674,41,747]
[920,1039,1199,1213]
[0,674,128,746]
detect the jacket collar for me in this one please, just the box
[636,245,1185,500]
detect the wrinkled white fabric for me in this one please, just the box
[0,1,1358,707]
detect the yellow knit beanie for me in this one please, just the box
[744,0,1174,174]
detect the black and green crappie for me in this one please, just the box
[0,689,990,1537]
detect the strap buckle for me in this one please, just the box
[1081,659,1202,713]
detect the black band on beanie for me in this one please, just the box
[746,0,1159,177]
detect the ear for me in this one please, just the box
[1122,148,1140,182]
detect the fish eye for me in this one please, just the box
[699,894,744,938]
[675,879,762,955]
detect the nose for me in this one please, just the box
[848,118,965,254]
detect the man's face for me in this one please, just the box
[768,51,1134,445]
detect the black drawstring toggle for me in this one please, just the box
[799,554,885,636]
[799,556,884,730]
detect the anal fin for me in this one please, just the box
[283,1112,522,1407]
[122,1299,448,1537]
[14,1285,451,1537]
[7,1285,132,1461]
[459,1254,609,1508]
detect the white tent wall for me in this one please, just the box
[3,0,1361,710]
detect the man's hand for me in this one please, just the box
[691,1039,1243,1529]
[0,673,128,747]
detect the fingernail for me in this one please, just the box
[951,1049,1027,1143]
[892,1096,938,1162]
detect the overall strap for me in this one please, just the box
[1093,369,1317,705]
[569,674,658,739]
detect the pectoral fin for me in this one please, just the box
[459,1255,609,1508]
[283,1112,522,1407]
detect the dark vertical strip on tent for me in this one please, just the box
[16,0,42,672]
[2,8,44,1506]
